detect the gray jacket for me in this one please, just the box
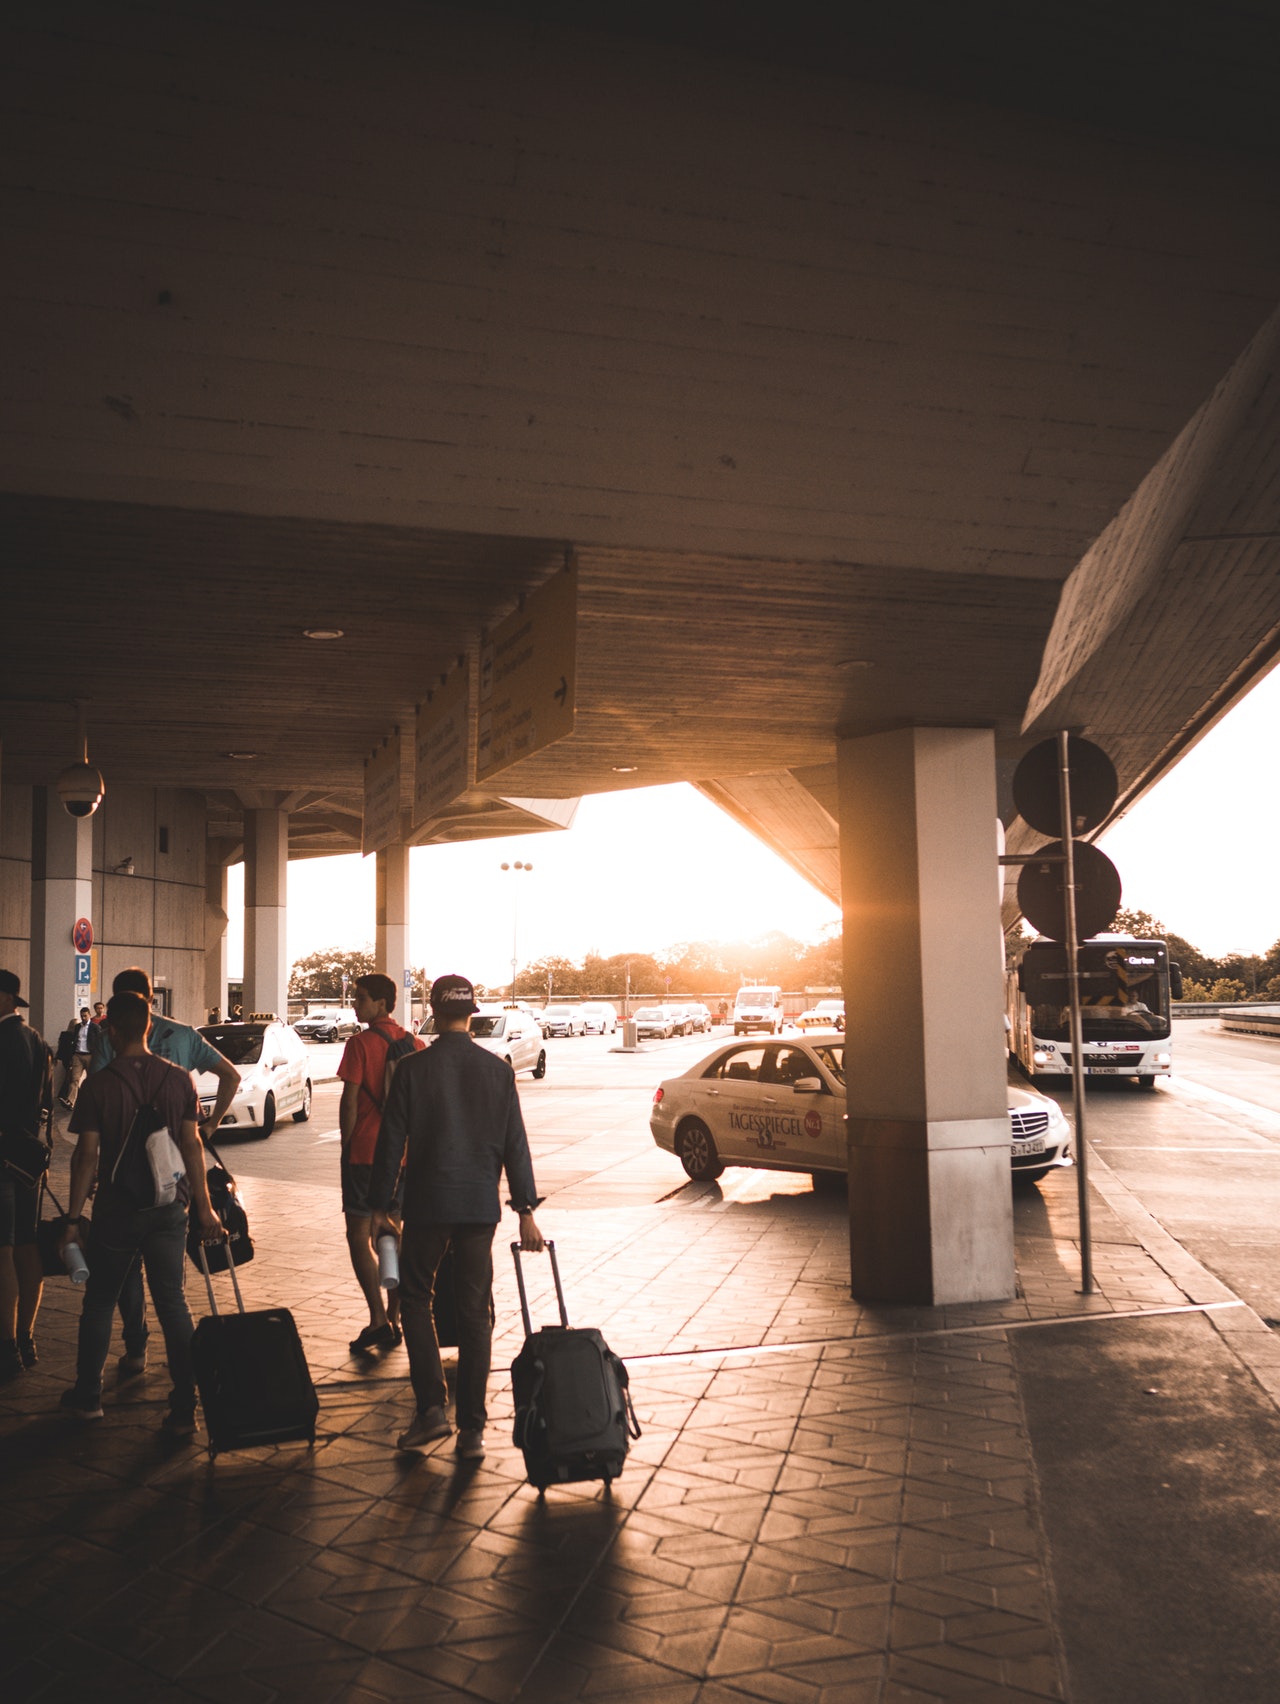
[368,1030,540,1224]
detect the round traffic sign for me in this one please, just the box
[1017,840,1122,943]
[72,916,93,954]
[1012,736,1118,839]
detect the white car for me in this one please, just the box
[650,1034,1072,1185]
[196,1020,312,1137]
[796,998,845,1031]
[579,1002,618,1034]
[420,1003,546,1078]
[541,1006,586,1038]
[732,986,785,1035]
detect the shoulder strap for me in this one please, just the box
[357,1024,395,1109]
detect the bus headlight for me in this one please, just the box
[1032,1050,1050,1065]
[1155,1052,1171,1067]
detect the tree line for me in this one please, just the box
[288,912,1280,1007]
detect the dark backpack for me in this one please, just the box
[105,1061,182,1209]
[360,1026,418,1112]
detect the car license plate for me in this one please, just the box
[1012,1137,1046,1157]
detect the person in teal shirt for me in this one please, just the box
[88,969,239,1376]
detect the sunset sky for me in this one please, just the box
[227,663,1280,987]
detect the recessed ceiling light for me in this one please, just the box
[611,765,639,773]
[303,627,344,640]
[223,751,259,760]
[835,658,874,670]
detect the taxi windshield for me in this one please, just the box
[471,1015,505,1039]
[200,1025,266,1065]
[811,1044,844,1083]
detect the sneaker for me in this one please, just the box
[349,1322,396,1354]
[397,1406,451,1450]
[161,1409,198,1438]
[455,1428,486,1460]
[59,1387,104,1421]
[17,1334,38,1369]
[118,1351,148,1378]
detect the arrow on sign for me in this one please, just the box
[553,676,568,706]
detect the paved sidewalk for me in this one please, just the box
[4,1123,1278,1702]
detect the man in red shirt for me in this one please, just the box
[337,973,424,1353]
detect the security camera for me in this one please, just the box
[56,760,105,819]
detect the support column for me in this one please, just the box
[839,727,1013,1305]
[243,809,288,1019]
[29,786,94,1044]
[204,839,238,1023]
[376,841,411,1017]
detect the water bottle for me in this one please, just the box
[377,1232,399,1290]
[63,1239,89,1285]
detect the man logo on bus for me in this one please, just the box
[804,1110,823,1139]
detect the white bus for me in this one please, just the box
[1007,935,1184,1089]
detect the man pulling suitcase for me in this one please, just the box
[369,973,544,1459]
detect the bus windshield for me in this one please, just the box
[1022,941,1171,1043]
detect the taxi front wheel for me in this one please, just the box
[677,1118,725,1182]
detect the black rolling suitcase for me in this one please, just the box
[192,1245,319,1459]
[510,1240,639,1493]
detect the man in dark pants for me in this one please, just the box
[370,973,544,1458]
[0,971,53,1382]
[60,991,223,1431]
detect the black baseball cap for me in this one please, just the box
[429,974,479,1015]
[0,969,29,1007]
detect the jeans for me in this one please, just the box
[74,1197,195,1410]
[399,1222,495,1431]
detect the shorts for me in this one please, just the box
[341,1157,401,1217]
[0,1172,39,1248]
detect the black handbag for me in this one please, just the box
[35,1178,73,1278]
[187,1142,254,1273]
[0,1128,51,1188]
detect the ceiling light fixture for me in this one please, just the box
[303,627,344,640]
[835,658,874,671]
[611,765,639,773]
[223,751,259,760]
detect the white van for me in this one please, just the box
[733,984,784,1035]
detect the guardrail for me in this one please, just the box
[1218,1008,1280,1037]
[1171,1003,1280,1020]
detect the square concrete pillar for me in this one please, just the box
[376,841,411,1019]
[204,840,239,1022]
[838,727,1013,1305]
[29,785,94,1043]
[243,809,287,1019]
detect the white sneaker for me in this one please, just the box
[397,1406,451,1450]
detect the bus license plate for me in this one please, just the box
[1012,1137,1046,1157]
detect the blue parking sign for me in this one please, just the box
[75,954,92,985]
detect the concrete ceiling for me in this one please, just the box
[2,3,1279,878]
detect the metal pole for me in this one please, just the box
[1057,730,1094,1294]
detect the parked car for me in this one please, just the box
[196,1019,312,1137]
[633,1005,677,1040]
[682,1002,712,1033]
[541,1005,586,1038]
[797,999,845,1031]
[579,1001,619,1034]
[650,1036,1072,1185]
[295,1006,360,1042]
[419,1003,546,1078]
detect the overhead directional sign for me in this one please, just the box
[362,734,403,856]
[476,562,577,783]
[413,662,471,832]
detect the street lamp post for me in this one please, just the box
[500,860,533,1000]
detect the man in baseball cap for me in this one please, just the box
[369,971,543,1458]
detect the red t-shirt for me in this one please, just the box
[337,1019,424,1164]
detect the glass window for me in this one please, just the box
[811,1044,844,1084]
[471,1016,506,1039]
[200,1025,265,1065]
[763,1045,819,1087]
[708,1046,766,1082]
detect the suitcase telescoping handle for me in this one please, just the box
[510,1238,569,1334]
[197,1238,246,1317]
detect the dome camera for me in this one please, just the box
[56,760,105,819]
